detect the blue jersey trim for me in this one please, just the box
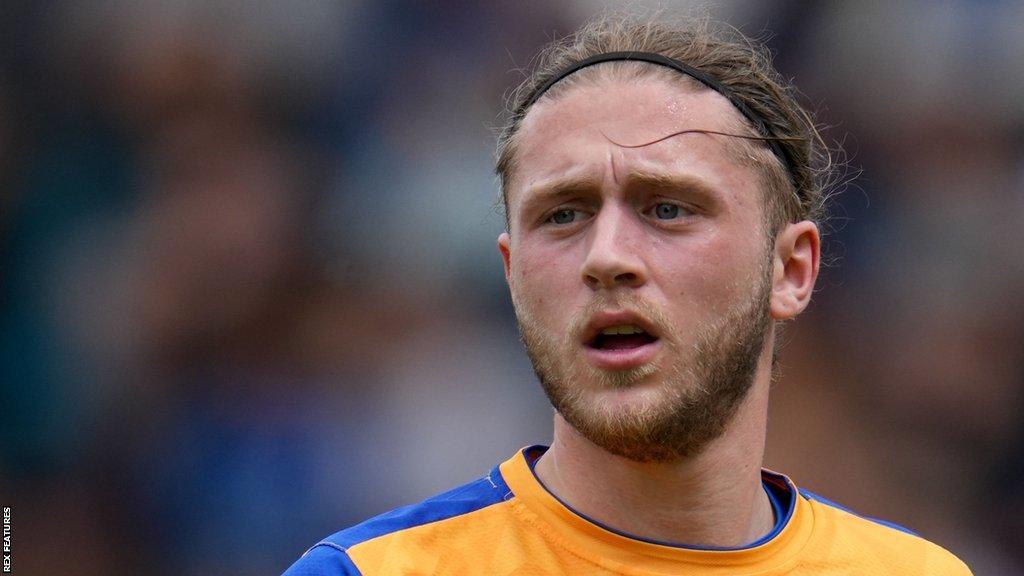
[765,479,785,527]
[524,445,797,551]
[318,464,512,550]
[282,543,363,575]
[800,489,919,536]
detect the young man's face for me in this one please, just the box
[498,76,780,462]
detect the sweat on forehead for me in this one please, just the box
[504,63,733,178]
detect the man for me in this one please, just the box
[284,13,972,575]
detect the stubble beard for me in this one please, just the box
[514,260,773,464]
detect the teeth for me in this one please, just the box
[600,325,646,335]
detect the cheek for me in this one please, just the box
[658,233,762,313]
[511,240,578,315]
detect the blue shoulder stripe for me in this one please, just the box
[318,464,512,550]
[283,543,363,575]
[800,489,919,536]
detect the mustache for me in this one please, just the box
[569,293,673,342]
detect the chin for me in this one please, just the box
[582,373,680,413]
[590,365,659,390]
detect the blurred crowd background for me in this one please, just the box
[1,0,1022,574]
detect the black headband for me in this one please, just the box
[523,51,795,182]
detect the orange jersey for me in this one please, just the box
[283,446,972,575]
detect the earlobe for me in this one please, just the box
[498,232,512,284]
[769,221,820,321]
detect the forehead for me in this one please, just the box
[509,75,759,210]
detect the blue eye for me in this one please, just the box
[654,203,681,219]
[549,208,578,224]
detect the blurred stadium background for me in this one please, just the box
[0,0,1022,573]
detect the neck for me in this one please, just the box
[534,368,774,548]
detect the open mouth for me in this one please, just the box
[581,314,663,371]
[588,325,659,350]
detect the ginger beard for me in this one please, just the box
[513,251,773,464]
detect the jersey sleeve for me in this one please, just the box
[281,543,363,576]
[932,546,974,576]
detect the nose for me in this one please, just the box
[580,203,647,291]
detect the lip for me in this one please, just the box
[584,338,662,371]
[581,309,662,371]
[581,310,661,344]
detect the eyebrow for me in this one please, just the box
[518,175,603,216]
[522,169,720,206]
[620,169,722,199]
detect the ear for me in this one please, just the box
[498,232,512,284]
[770,221,820,320]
